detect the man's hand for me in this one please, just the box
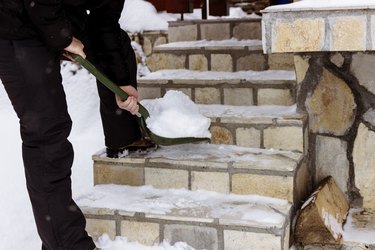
[116,85,139,115]
[63,37,86,61]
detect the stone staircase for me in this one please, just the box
[79,17,310,249]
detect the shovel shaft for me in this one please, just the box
[69,53,149,118]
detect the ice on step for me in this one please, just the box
[77,184,290,228]
[141,91,211,138]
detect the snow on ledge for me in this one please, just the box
[263,0,375,12]
[156,39,262,49]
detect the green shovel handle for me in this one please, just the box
[68,52,150,119]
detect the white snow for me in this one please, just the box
[141,91,211,138]
[140,69,296,81]
[343,209,375,245]
[77,184,290,227]
[156,38,262,49]
[264,0,375,12]
[322,208,344,240]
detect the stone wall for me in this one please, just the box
[294,52,375,209]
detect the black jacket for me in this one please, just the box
[0,0,132,85]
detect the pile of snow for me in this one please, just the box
[141,91,211,138]
[265,0,375,11]
[96,234,194,250]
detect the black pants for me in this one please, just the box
[0,37,139,248]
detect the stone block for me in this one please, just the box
[86,219,116,241]
[264,126,304,152]
[233,22,262,40]
[315,135,350,196]
[195,87,221,104]
[330,16,366,51]
[350,53,375,95]
[223,88,253,106]
[191,171,230,193]
[235,127,261,148]
[272,18,325,52]
[147,53,186,72]
[294,161,311,206]
[236,54,267,71]
[138,87,161,100]
[268,53,295,70]
[211,54,233,72]
[306,68,356,136]
[94,164,144,186]
[294,55,310,84]
[164,224,218,250]
[189,54,208,71]
[121,221,159,245]
[363,108,375,126]
[330,53,345,68]
[210,126,233,145]
[372,16,375,50]
[168,25,198,42]
[154,36,167,47]
[200,23,230,40]
[224,230,282,250]
[145,168,189,189]
[232,174,294,201]
[353,123,375,209]
[257,88,294,106]
[143,36,153,56]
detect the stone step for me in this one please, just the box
[79,184,292,250]
[146,39,294,72]
[168,17,262,43]
[92,143,310,205]
[139,102,307,153]
[138,69,296,106]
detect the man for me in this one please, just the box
[0,0,149,248]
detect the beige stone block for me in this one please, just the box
[273,18,325,52]
[233,22,261,40]
[121,221,159,245]
[372,16,375,50]
[264,126,304,152]
[86,219,116,241]
[166,88,192,98]
[143,36,153,56]
[168,25,198,42]
[195,87,221,104]
[350,53,375,95]
[330,53,345,68]
[189,54,208,71]
[268,53,295,70]
[330,16,366,51]
[258,88,294,105]
[94,164,144,186]
[154,36,167,47]
[232,174,293,201]
[223,88,253,106]
[201,23,230,40]
[294,55,310,84]
[224,230,282,250]
[294,161,311,206]
[236,54,267,71]
[235,127,261,148]
[211,54,233,72]
[145,168,189,189]
[210,126,233,145]
[306,68,356,136]
[191,171,230,193]
[138,87,161,100]
[147,53,186,72]
[353,123,375,209]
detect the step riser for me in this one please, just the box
[138,81,296,106]
[93,155,309,204]
[168,19,262,42]
[147,51,294,72]
[83,209,290,250]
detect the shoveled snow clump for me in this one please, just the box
[141,90,211,138]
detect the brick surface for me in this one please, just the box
[145,168,189,189]
[195,87,221,104]
[94,164,144,186]
[236,127,261,148]
[201,23,231,41]
[224,230,283,250]
[191,171,230,193]
[264,126,304,152]
[257,88,294,106]
[138,87,161,100]
[223,88,254,106]
[330,16,366,51]
[233,22,262,40]
[121,221,160,245]
[236,54,267,71]
[189,54,208,71]
[168,25,198,42]
[211,54,233,72]
[86,219,116,241]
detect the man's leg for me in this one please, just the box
[0,39,95,250]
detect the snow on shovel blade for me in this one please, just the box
[71,53,210,146]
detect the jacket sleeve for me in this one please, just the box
[88,0,133,86]
[24,0,72,51]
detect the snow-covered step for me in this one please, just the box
[146,39,280,72]
[138,69,296,106]
[92,143,310,205]
[168,17,262,42]
[78,184,292,250]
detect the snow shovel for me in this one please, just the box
[70,53,210,146]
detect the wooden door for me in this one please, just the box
[209,0,227,16]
